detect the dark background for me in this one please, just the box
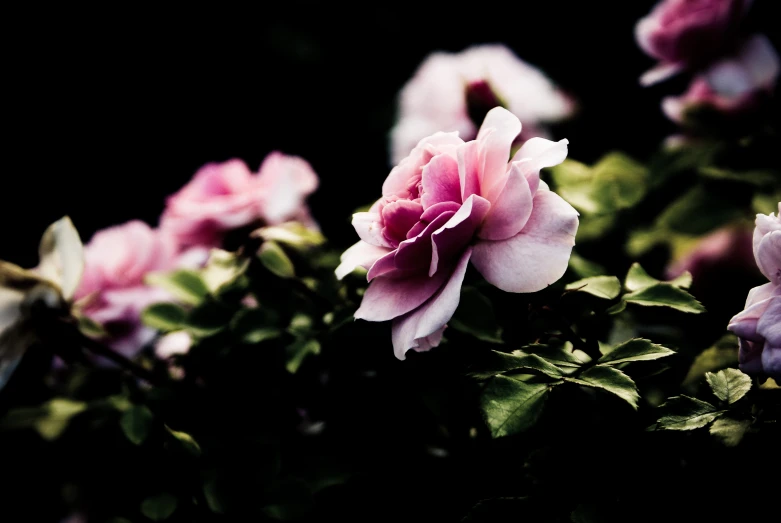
[2,1,694,266]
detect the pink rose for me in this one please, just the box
[753,203,781,286]
[338,107,579,359]
[75,221,179,357]
[727,205,781,377]
[728,283,781,376]
[635,0,752,85]
[160,152,319,250]
[390,44,574,165]
[662,35,779,123]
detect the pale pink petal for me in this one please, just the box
[639,62,685,86]
[471,189,579,292]
[421,154,462,208]
[354,266,451,322]
[511,137,569,174]
[757,296,781,346]
[755,231,781,285]
[430,195,490,276]
[395,211,456,272]
[335,241,392,280]
[383,132,463,196]
[761,343,781,376]
[391,247,472,360]
[257,152,319,224]
[366,250,398,280]
[476,108,522,200]
[478,164,534,241]
[352,212,391,248]
[457,141,481,200]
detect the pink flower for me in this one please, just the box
[75,221,180,357]
[390,44,573,165]
[666,226,755,282]
[338,107,579,359]
[728,283,781,376]
[160,152,319,250]
[753,203,781,286]
[635,0,752,85]
[728,205,781,377]
[662,35,780,123]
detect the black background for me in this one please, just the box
[1,1,714,266]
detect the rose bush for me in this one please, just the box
[339,107,579,359]
[390,44,573,165]
[161,152,319,250]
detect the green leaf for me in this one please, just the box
[145,270,210,305]
[519,344,591,369]
[706,368,752,405]
[605,301,627,315]
[141,493,177,521]
[252,222,325,250]
[568,253,606,278]
[657,395,724,430]
[481,376,554,438]
[230,309,283,344]
[624,283,705,314]
[33,398,87,441]
[201,249,250,294]
[697,166,779,186]
[590,152,649,211]
[141,303,187,332]
[449,286,503,342]
[286,339,321,374]
[165,425,202,457]
[709,417,751,447]
[565,276,621,299]
[77,314,107,338]
[565,365,639,409]
[258,241,295,278]
[203,476,228,514]
[469,351,564,380]
[598,338,675,365]
[120,405,153,445]
[655,185,744,235]
[682,335,739,387]
[625,263,659,292]
[183,301,233,337]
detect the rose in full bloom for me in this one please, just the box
[161,152,319,250]
[75,220,180,357]
[662,35,780,123]
[728,205,781,376]
[338,107,579,359]
[390,44,573,165]
[635,0,752,85]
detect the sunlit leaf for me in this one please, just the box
[624,284,705,314]
[657,395,723,430]
[565,276,621,300]
[565,365,639,409]
[141,303,187,332]
[709,417,751,446]
[706,368,752,405]
[481,376,555,438]
[165,425,202,457]
[146,270,209,305]
[258,241,295,279]
[598,338,675,366]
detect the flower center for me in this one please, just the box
[465,80,506,130]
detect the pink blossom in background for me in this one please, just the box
[666,226,755,282]
[338,107,579,359]
[728,204,781,377]
[75,220,180,357]
[390,44,574,165]
[662,35,780,123]
[635,0,752,85]
[160,152,319,250]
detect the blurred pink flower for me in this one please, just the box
[75,220,180,357]
[728,204,781,377]
[635,0,752,85]
[662,35,779,122]
[338,107,578,359]
[161,152,319,250]
[390,44,573,165]
[666,226,755,282]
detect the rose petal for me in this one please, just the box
[394,211,455,272]
[352,211,391,248]
[383,132,464,196]
[421,154,462,209]
[37,216,85,301]
[335,241,392,280]
[257,152,319,224]
[478,163,534,241]
[366,250,399,281]
[761,343,781,376]
[757,296,781,346]
[639,62,685,86]
[354,264,452,322]
[457,141,481,200]
[511,137,569,175]
[391,247,472,360]
[755,231,781,285]
[430,195,490,276]
[476,108,522,202]
[738,338,764,374]
[381,199,424,246]
[471,189,578,292]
